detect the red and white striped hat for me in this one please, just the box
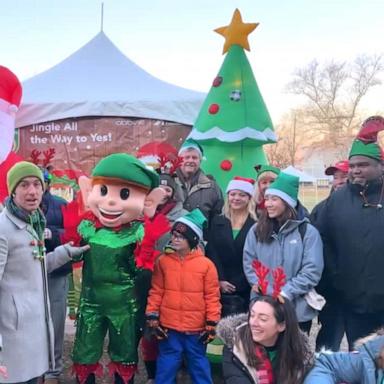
[226,176,255,196]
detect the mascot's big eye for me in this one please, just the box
[100,185,108,196]
[120,188,130,200]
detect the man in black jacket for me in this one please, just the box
[41,170,70,384]
[311,160,349,351]
[313,116,384,348]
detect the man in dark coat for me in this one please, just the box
[176,139,223,226]
[311,160,349,351]
[41,170,70,384]
[313,116,384,348]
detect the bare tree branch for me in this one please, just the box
[285,54,383,147]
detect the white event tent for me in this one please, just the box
[282,165,316,183]
[16,31,205,128]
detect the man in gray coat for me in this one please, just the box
[0,161,89,384]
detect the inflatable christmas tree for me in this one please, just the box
[187,9,276,189]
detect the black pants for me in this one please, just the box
[316,301,346,351]
[344,309,384,350]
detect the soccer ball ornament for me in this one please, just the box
[230,90,241,102]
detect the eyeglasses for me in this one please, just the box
[171,232,185,240]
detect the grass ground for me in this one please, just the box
[299,185,330,212]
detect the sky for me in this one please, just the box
[1,0,383,120]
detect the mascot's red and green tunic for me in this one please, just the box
[71,153,169,384]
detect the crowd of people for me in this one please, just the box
[1,115,384,384]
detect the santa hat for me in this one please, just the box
[265,172,299,209]
[349,116,384,161]
[0,66,22,163]
[226,176,255,196]
[172,209,207,248]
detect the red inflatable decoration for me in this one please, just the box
[0,66,22,164]
[0,151,24,202]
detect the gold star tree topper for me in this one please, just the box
[215,9,259,54]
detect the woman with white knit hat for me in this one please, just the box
[243,172,324,334]
[206,176,256,317]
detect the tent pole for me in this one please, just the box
[100,3,104,32]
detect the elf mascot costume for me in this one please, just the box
[71,153,169,384]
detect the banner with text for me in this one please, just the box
[16,117,191,175]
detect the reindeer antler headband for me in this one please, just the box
[157,153,183,176]
[252,260,286,303]
[30,147,56,167]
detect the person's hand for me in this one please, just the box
[63,242,90,259]
[44,228,52,239]
[145,314,168,340]
[219,280,236,294]
[199,321,217,344]
[0,365,8,379]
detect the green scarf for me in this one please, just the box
[5,197,46,240]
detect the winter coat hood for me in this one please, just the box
[305,329,384,384]
[354,330,384,383]
[217,313,312,353]
[218,313,314,384]
[216,313,248,348]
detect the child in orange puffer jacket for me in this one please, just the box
[145,209,221,384]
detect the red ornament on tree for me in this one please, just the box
[212,76,223,87]
[220,160,232,171]
[208,104,220,114]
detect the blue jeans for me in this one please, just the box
[156,330,212,384]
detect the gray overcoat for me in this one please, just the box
[0,207,71,383]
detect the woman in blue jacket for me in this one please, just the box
[243,172,324,333]
[304,329,384,383]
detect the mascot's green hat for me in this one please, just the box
[349,116,384,161]
[92,153,159,191]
